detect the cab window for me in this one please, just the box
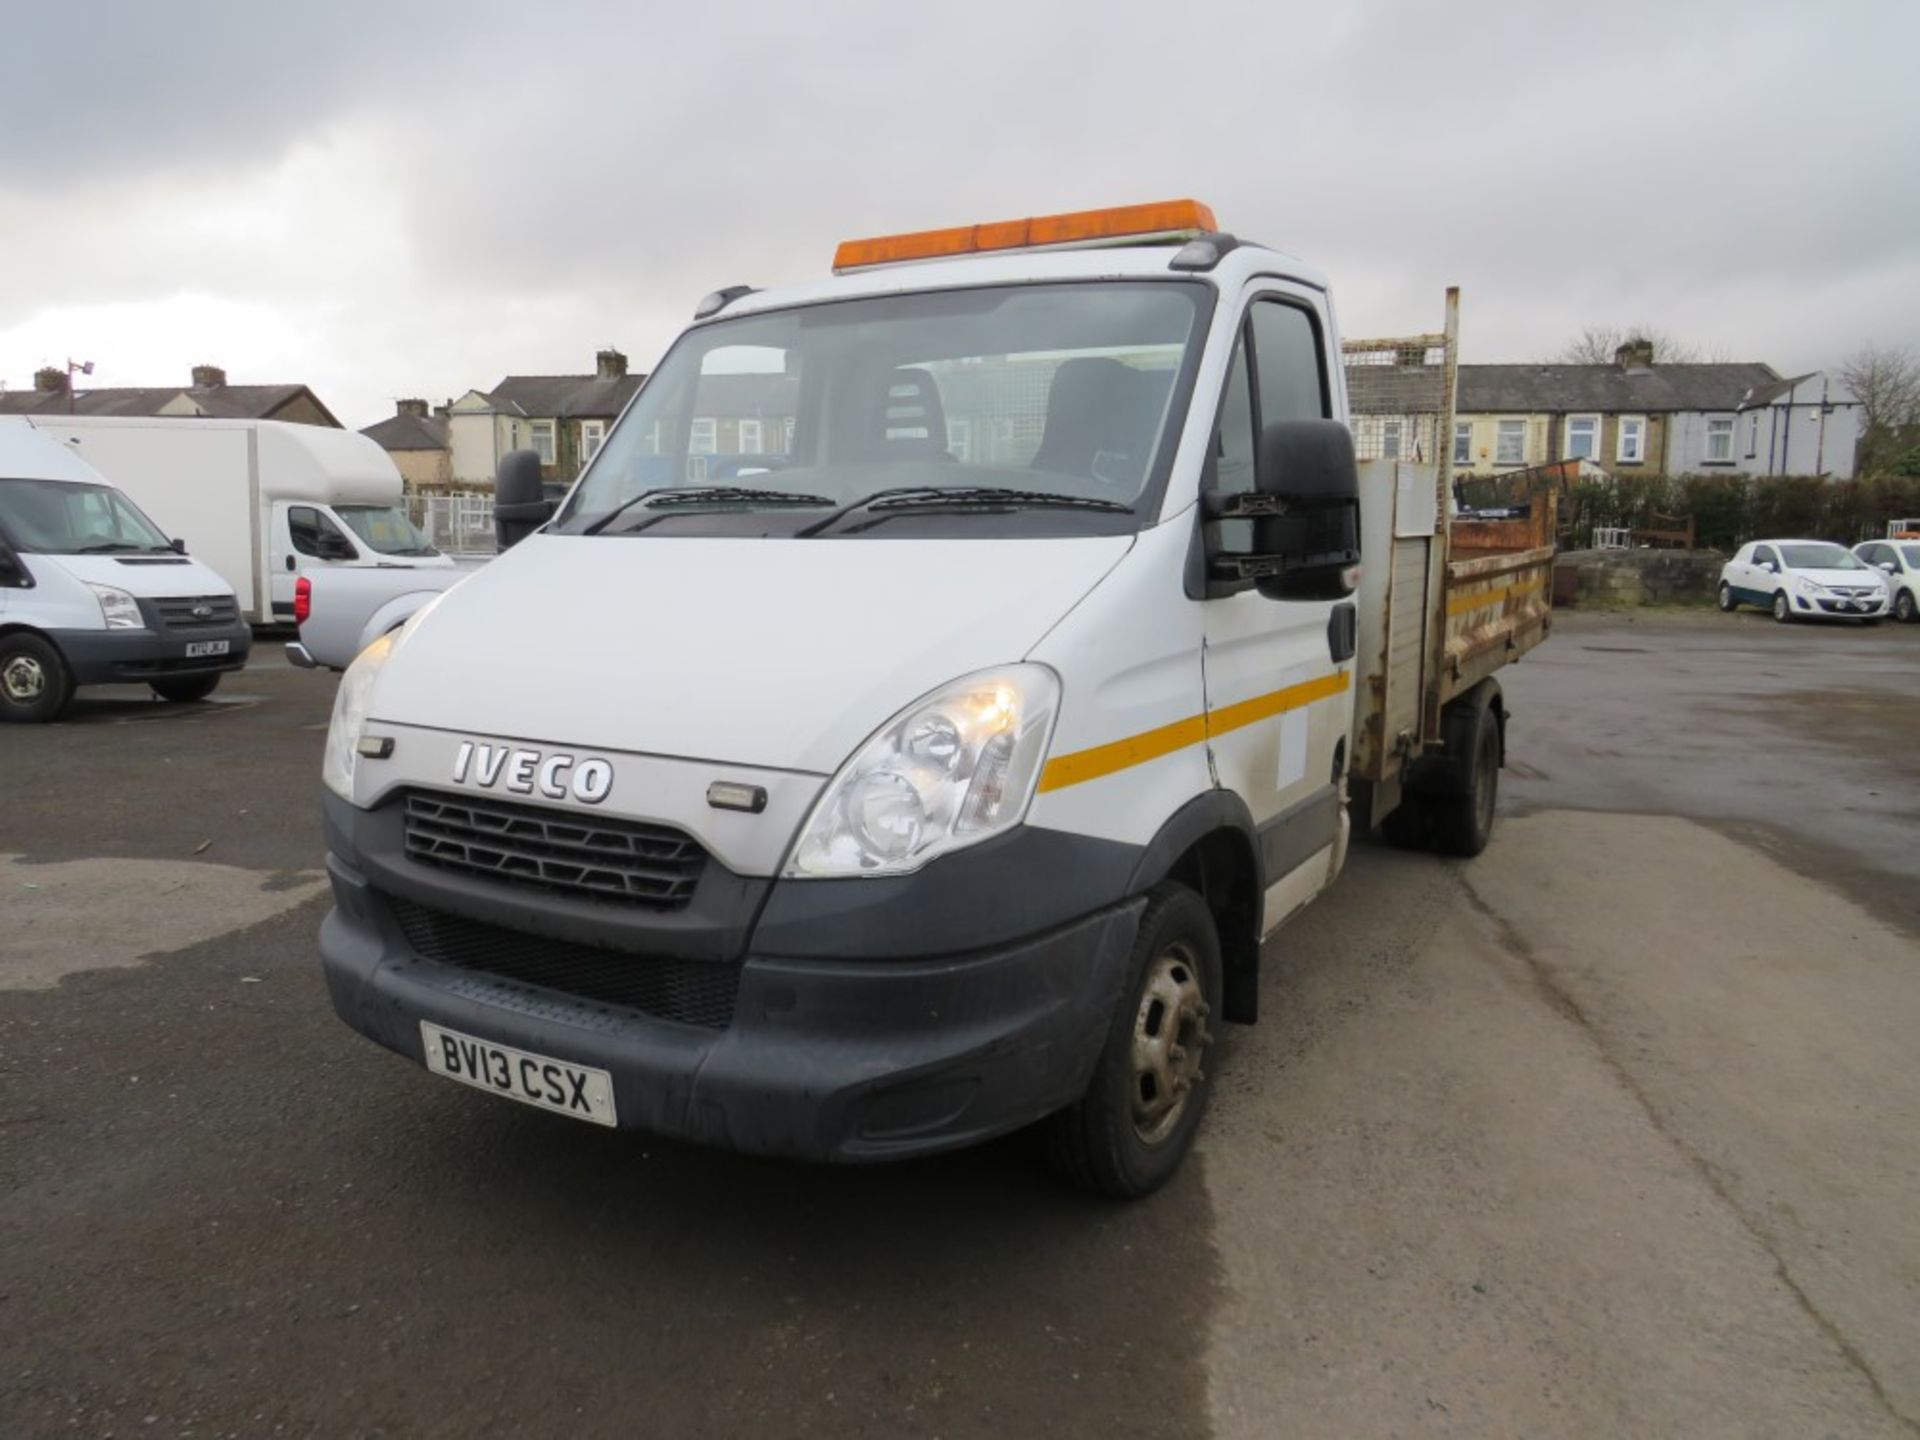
[289,505,353,559]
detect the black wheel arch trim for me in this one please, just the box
[1126,789,1266,1025]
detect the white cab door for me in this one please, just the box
[269,501,360,619]
[1199,284,1354,930]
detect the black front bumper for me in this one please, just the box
[320,807,1145,1162]
[53,621,253,686]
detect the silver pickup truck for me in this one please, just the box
[286,561,482,670]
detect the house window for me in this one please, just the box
[1706,416,1734,462]
[689,417,717,455]
[738,419,762,455]
[530,420,556,466]
[645,420,663,455]
[1617,416,1646,464]
[1452,422,1472,466]
[1565,415,1600,462]
[946,419,971,462]
[1381,419,1403,460]
[685,454,709,482]
[783,416,796,453]
[580,420,606,465]
[1495,419,1526,465]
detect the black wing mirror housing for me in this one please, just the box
[1201,419,1360,602]
[494,449,554,550]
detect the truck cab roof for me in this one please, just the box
[709,239,1331,324]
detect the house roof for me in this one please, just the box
[1457,362,1779,415]
[0,382,340,425]
[484,372,646,421]
[360,411,450,451]
[1736,373,1816,409]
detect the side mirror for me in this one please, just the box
[0,548,25,587]
[1764,560,1780,573]
[169,536,187,555]
[1878,561,1896,574]
[1202,419,1360,601]
[495,449,553,550]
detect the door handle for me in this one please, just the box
[285,555,296,571]
[1327,603,1357,663]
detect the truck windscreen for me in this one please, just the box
[0,478,173,554]
[335,504,438,557]
[554,280,1211,539]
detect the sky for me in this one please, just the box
[3,0,1917,432]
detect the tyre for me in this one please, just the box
[1897,590,1916,624]
[1427,701,1500,858]
[0,632,74,724]
[1717,581,1738,613]
[1044,881,1222,1199]
[1771,591,1792,623]
[150,674,222,704]
[1379,792,1430,849]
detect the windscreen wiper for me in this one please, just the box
[74,542,145,553]
[796,485,1132,538]
[582,485,831,536]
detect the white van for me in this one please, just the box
[28,416,451,626]
[0,418,251,722]
[316,202,1553,1195]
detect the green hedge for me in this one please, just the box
[1558,473,1920,550]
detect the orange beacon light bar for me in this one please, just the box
[833,199,1219,273]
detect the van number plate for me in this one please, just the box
[420,1021,617,1126]
[184,640,230,657]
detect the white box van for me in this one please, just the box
[0,418,252,721]
[316,202,1553,1195]
[27,416,452,626]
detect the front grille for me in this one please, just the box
[150,594,240,630]
[402,790,705,911]
[386,894,739,1028]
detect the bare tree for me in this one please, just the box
[1550,326,1716,365]
[1840,343,1920,475]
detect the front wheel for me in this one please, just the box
[1717,581,1738,612]
[1772,591,1792,623]
[1045,882,1222,1199]
[151,674,222,704]
[1897,590,1916,624]
[0,633,74,723]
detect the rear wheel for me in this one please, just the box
[0,633,74,724]
[1045,882,1222,1199]
[1427,702,1501,858]
[151,674,222,704]
[1717,581,1738,612]
[1379,792,1430,849]
[1772,591,1792,623]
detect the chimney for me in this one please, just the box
[34,366,69,394]
[595,348,628,380]
[433,401,451,419]
[396,398,429,418]
[191,364,227,389]
[1614,339,1655,371]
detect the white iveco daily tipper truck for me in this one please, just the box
[318,201,1552,1196]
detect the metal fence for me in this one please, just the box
[408,492,496,555]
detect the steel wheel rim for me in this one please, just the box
[1129,941,1210,1145]
[2,655,45,702]
[1474,724,1498,834]
[1718,583,1733,610]
[1774,594,1788,620]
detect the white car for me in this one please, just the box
[1718,539,1888,624]
[1852,537,1920,624]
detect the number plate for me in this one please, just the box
[420,1021,617,1126]
[184,640,230,658]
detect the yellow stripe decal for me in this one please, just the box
[1037,669,1350,793]
[1446,573,1545,617]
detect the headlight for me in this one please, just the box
[322,631,396,802]
[784,664,1060,878]
[1793,576,1822,596]
[87,583,143,630]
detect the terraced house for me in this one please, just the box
[1453,341,1862,479]
[444,349,646,487]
